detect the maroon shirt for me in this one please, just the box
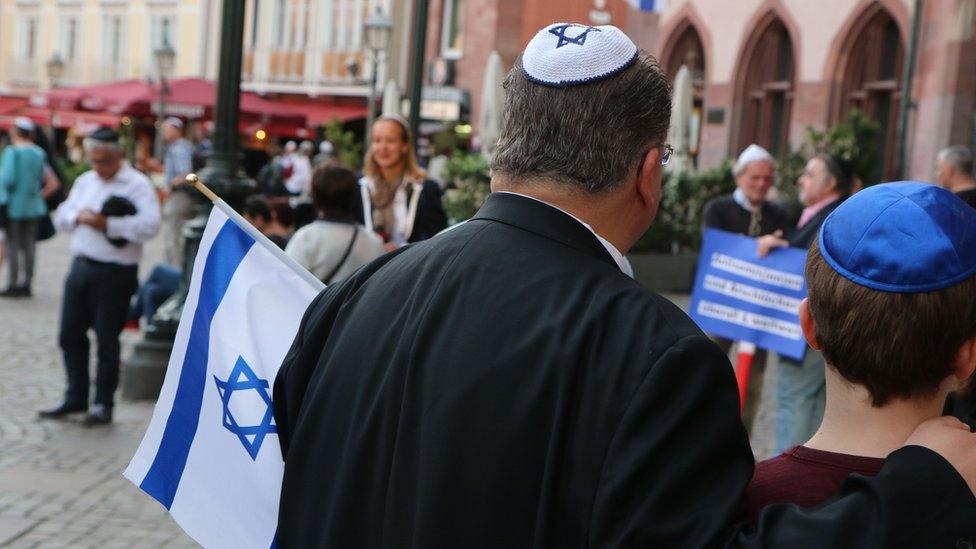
[745,445,886,521]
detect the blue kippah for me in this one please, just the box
[819,182,976,293]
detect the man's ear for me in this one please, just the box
[952,336,976,382]
[799,298,821,350]
[635,146,661,210]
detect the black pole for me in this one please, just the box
[894,0,923,180]
[122,0,254,401]
[208,0,246,182]
[408,0,430,144]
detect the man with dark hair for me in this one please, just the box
[747,182,976,523]
[273,24,976,547]
[936,145,976,208]
[41,127,160,426]
[242,195,291,249]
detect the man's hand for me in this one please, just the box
[757,231,788,258]
[77,209,108,231]
[905,416,976,495]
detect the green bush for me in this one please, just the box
[631,163,736,254]
[441,152,491,223]
[803,108,881,185]
[323,118,363,171]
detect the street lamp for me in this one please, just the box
[363,6,393,146]
[46,53,65,141]
[153,37,176,158]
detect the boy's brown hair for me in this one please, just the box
[805,238,976,406]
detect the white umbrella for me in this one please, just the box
[478,51,505,156]
[381,78,401,117]
[667,65,694,173]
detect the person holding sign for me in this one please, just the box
[703,144,793,431]
[758,153,853,453]
[747,182,976,527]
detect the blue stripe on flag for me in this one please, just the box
[140,219,256,509]
[641,0,656,10]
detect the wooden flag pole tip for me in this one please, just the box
[185,173,220,203]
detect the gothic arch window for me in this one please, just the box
[836,7,904,182]
[663,23,706,161]
[735,16,794,157]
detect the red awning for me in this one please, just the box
[0,95,29,116]
[0,106,122,132]
[279,100,366,126]
[35,78,306,126]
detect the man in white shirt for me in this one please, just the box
[39,128,161,426]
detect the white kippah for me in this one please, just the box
[521,23,639,89]
[734,144,775,174]
[13,117,34,131]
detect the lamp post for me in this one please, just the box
[46,53,65,142]
[363,6,393,147]
[123,1,255,401]
[153,38,176,160]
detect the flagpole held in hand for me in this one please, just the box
[185,173,325,292]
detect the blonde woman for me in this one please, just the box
[358,115,446,249]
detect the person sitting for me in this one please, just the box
[746,182,976,521]
[243,195,291,249]
[286,165,385,284]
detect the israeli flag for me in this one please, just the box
[625,0,668,11]
[125,204,323,548]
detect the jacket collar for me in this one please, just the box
[471,192,618,268]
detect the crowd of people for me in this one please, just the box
[1,19,975,544]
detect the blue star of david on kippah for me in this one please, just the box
[214,356,277,461]
[549,24,601,48]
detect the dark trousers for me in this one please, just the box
[59,257,138,408]
[7,218,38,289]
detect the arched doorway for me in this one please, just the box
[834,6,904,182]
[734,16,795,157]
[663,23,706,164]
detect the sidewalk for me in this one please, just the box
[0,233,194,548]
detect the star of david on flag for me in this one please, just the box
[215,357,277,460]
[549,24,601,48]
[125,204,323,549]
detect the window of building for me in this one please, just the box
[273,0,287,47]
[249,0,261,48]
[441,0,466,59]
[837,9,904,182]
[19,16,38,60]
[735,17,794,157]
[102,14,127,77]
[149,15,176,60]
[59,16,79,61]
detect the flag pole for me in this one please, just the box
[185,174,326,292]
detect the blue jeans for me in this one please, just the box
[774,350,826,454]
[129,264,181,322]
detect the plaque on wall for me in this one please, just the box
[706,108,726,125]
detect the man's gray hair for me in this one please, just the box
[83,137,124,155]
[491,52,671,194]
[938,145,974,176]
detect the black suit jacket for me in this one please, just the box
[703,195,793,237]
[787,198,843,250]
[353,178,447,243]
[274,192,975,548]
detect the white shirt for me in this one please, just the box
[284,153,312,195]
[54,164,162,265]
[498,192,633,278]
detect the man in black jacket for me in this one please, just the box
[274,23,976,548]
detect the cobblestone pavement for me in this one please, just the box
[0,233,196,548]
[0,234,778,548]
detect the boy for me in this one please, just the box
[746,182,976,520]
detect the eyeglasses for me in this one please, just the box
[660,143,674,166]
